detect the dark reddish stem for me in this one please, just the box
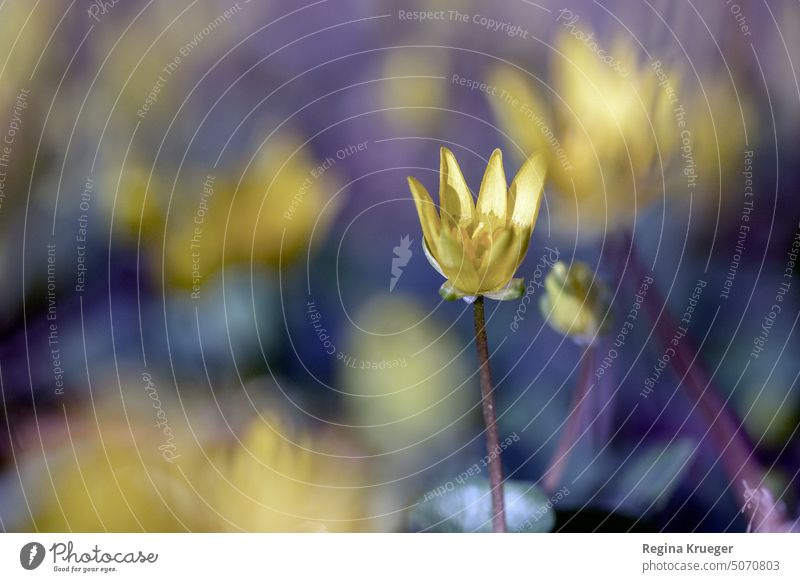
[473,296,507,533]
[542,345,595,493]
[623,233,779,528]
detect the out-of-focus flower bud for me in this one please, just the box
[539,261,611,344]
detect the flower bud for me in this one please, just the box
[539,261,611,344]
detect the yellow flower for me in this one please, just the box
[342,295,474,457]
[31,438,219,532]
[686,80,755,218]
[97,159,169,240]
[488,33,678,238]
[22,391,373,532]
[407,147,546,300]
[223,133,340,268]
[0,4,52,113]
[161,133,339,290]
[539,261,610,344]
[25,401,221,532]
[219,417,370,532]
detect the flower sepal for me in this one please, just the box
[438,281,477,303]
[483,278,525,301]
[438,277,524,303]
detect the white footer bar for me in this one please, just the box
[1,533,798,581]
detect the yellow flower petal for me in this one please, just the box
[407,176,441,255]
[476,227,516,290]
[509,225,533,272]
[436,225,468,273]
[437,226,478,292]
[422,238,446,278]
[439,147,475,226]
[476,148,507,224]
[509,152,546,229]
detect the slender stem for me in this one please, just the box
[542,344,595,493]
[473,296,507,533]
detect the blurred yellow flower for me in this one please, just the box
[98,159,170,241]
[0,4,52,231]
[26,395,371,532]
[87,2,240,128]
[540,261,610,344]
[218,417,369,532]
[159,133,340,290]
[488,33,678,238]
[0,3,51,113]
[380,49,448,131]
[407,147,546,300]
[29,411,219,532]
[343,295,474,458]
[221,134,340,268]
[686,81,755,218]
[33,440,223,532]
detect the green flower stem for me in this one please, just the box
[473,296,507,533]
[542,344,595,493]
